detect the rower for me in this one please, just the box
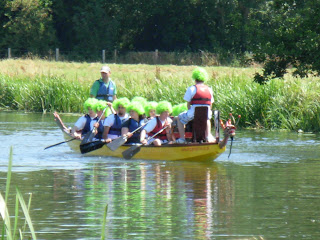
[140,101,175,146]
[121,102,146,144]
[176,67,215,144]
[71,98,98,139]
[102,97,130,143]
[144,101,158,119]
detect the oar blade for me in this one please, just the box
[106,137,127,151]
[122,145,141,160]
[81,131,94,144]
[80,141,105,154]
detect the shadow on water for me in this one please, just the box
[1,112,320,239]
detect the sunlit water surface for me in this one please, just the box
[1,111,320,239]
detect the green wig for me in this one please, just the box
[83,98,98,112]
[144,101,158,117]
[93,100,108,112]
[192,67,209,82]
[131,96,148,107]
[172,104,180,117]
[172,103,188,116]
[127,102,145,115]
[156,101,172,114]
[113,97,130,110]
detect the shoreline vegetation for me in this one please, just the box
[0,59,320,132]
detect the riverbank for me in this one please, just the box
[1,59,319,131]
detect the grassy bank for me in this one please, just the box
[1,59,320,131]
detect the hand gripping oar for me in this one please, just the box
[122,126,169,160]
[44,138,76,150]
[81,106,108,145]
[107,119,151,151]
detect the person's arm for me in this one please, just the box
[90,81,99,98]
[187,102,191,110]
[140,129,148,145]
[107,102,116,114]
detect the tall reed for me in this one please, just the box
[1,59,320,131]
[0,147,37,240]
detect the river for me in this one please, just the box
[1,111,320,239]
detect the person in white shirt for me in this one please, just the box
[140,101,175,146]
[71,98,98,139]
[176,67,214,144]
[102,97,130,142]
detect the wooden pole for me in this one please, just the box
[102,50,106,63]
[55,48,59,61]
[154,49,158,64]
[114,49,117,63]
[8,48,11,59]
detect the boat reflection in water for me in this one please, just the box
[53,160,235,239]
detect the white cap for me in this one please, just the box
[100,66,111,73]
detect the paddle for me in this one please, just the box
[44,138,76,150]
[81,106,108,145]
[80,140,106,154]
[122,126,169,160]
[107,119,151,151]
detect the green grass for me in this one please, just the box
[1,59,320,131]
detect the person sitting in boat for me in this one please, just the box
[144,101,158,119]
[121,102,146,144]
[140,101,175,146]
[91,100,115,140]
[102,97,130,143]
[175,67,215,144]
[71,98,98,139]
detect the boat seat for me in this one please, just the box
[192,106,208,143]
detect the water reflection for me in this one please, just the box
[1,112,320,239]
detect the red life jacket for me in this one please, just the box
[150,117,168,140]
[190,84,211,105]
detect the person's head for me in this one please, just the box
[112,97,130,116]
[93,100,108,119]
[192,67,209,83]
[127,102,145,121]
[156,101,172,120]
[131,96,148,108]
[144,101,158,118]
[100,66,111,80]
[84,98,98,117]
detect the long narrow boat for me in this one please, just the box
[54,114,226,162]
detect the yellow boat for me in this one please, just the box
[54,113,227,162]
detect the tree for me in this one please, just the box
[249,0,320,83]
[3,0,57,53]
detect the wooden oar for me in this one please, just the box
[44,138,76,150]
[122,126,168,160]
[107,119,151,151]
[81,106,108,145]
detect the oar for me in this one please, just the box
[107,119,151,151]
[122,126,169,160]
[81,106,108,145]
[80,140,106,154]
[44,138,76,150]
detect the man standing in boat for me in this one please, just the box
[176,67,214,144]
[90,66,117,102]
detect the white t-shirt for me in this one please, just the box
[143,117,172,133]
[74,116,97,131]
[103,113,129,127]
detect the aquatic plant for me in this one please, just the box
[0,147,37,240]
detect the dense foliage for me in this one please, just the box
[0,0,319,79]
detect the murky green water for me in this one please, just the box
[1,111,320,239]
